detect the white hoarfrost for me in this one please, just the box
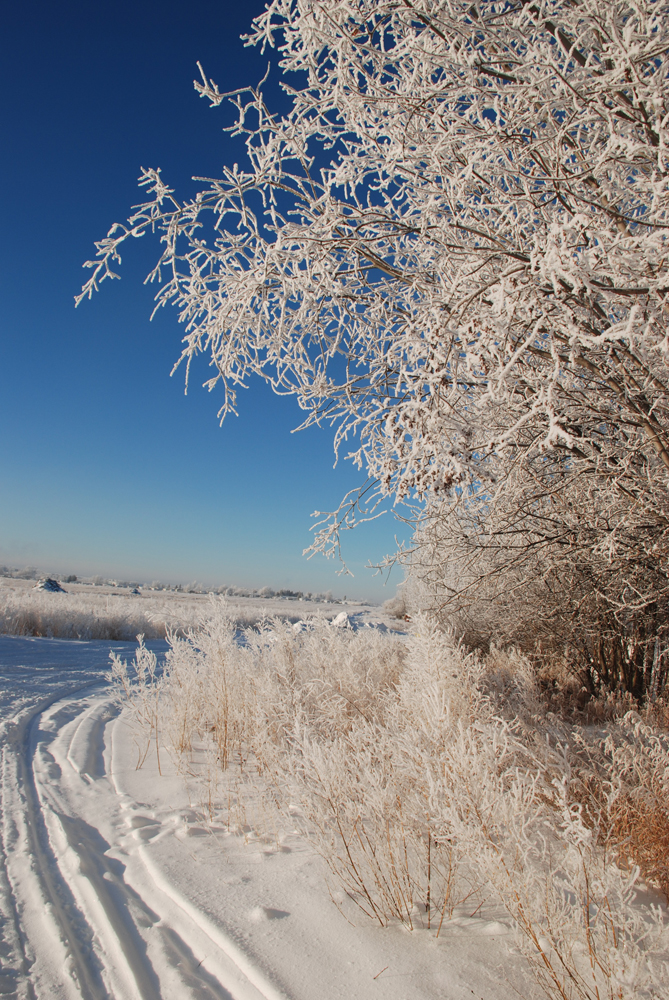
[78,0,669,558]
[108,610,668,1000]
[77,2,669,693]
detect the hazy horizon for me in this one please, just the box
[0,560,386,603]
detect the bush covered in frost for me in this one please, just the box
[112,610,669,1000]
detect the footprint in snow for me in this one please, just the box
[248,906,290,923]
[129,816,161,841]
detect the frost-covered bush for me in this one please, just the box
[382,591,407,619]
[82,0,669,699]
[114,610,669,1000]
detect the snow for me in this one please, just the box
[0,633,535,999]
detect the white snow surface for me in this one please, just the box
[0,633,536,1000]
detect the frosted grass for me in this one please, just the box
[0,578,367,641]
[112,611,669,1000]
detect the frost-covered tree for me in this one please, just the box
[80,0,669,693]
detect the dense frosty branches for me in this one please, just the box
[80,1,669,687]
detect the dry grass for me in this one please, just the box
[0,585,169,640]
[0,579,350,641]
[526,656,669,902]
[609,795,669,899]
[111,612,669,1000]
[567,713,669,904]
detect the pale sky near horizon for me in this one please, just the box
[0,0,408,602]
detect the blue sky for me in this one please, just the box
[0,0,407,601]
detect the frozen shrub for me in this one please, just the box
[569,714,669,902]
[436,739,668,1000]
[112,610,669,999]
[382,591,407,619]
[109,639,165,770]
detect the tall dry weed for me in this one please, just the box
[569,714,669,902]
[111,611,669,999]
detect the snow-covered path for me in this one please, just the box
[0,636,167,999]
[0,635,534,1000]
[0,636,287,1000]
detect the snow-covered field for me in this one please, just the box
[0,577,384,640]
[0,629,537,1000]
[1,596,667,1000]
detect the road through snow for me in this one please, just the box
[0,635,535,1000]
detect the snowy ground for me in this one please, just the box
[0,633,537,1000]
[0,576,397,641]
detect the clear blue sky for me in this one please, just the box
[0,0,407,601]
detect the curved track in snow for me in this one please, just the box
[0,637,289,1000]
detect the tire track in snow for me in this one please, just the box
[46,696,236,999]
[0,639,291,1000]
[0,738,37,1000]
[2,686,114,1000]
[30,690,173,1000]
[29,689,276,1000]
